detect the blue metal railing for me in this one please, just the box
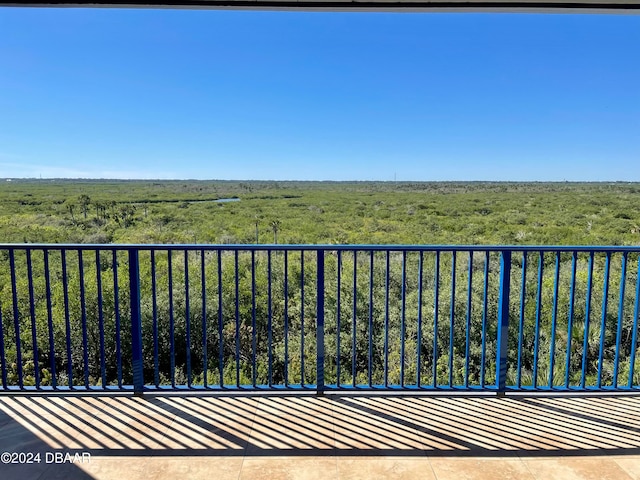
[0,244,639,394]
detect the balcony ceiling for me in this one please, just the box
[1,0,639,13]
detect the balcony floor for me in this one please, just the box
[1,392,640,479]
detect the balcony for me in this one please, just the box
[1,244,639,478]
[2,393,640,479]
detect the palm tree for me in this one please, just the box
[78,194,91,219]
[270,219,281,244]
[65,199,76,222]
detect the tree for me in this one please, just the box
[94,201,108,221]
[78,194,91,219]
[116,204,136,227]
[270,219,281,244]
[64,199,76,222]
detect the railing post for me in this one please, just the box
[316,250,325,395]
[129,249,144,395]
[496,250,511,396]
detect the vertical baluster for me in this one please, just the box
[368,250,374,387]
[384,251,390,388]
[613,253,627,387]
[482,251,492,388]
[151,250,159,387]
[432,251,440,387]
[129,249,144,394]
[300,252,305,386]
[317,250,325,395]
[548,252,561,388]
[400,251,407,387]
[581,252,594,389]
[449,251,456,388]
[464,251,473,388]
[628,255,640,388]
[268,250,273,387]
[78,250,89,388]
[168,250,175,388]
[251,250,256,387]
[352,251,357,388]
[185,251,192,387]
[416,251,424,388]
[201,249,207,388]
[112,250,122,389]
[564,252,577,388]
[26,249,40,388]
[61,250,72,388]
[0,300,6,389]
[9,250,23,388]
[597,253,611,388]
[516,253,527,389]
[284,250,289,387]
[217,249,223,387]
[496,250,512,394]
[96,250,106,388]
[235,250,240,388]
[336,250,341,387]
[533,252,544,388]
[0,253,8,388]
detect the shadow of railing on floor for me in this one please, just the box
[1,394,640,459]
[0,403,95,479]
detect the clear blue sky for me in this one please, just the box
[0,9,638,181]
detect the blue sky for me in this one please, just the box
[0,9,638,181]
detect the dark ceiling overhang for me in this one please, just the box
[1,0,639,12]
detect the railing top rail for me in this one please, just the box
[1,243,640,253]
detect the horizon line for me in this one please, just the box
[3,178,640,184]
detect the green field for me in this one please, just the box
[1,179,640,245]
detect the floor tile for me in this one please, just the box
[239,456,338,480]
[428,457,536,480]
[614,457,640,480]
[522,456,634,480]
[336,457,436,480]
[75,456,155,480]
[148,456,244,480]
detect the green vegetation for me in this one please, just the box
[0,180,639,389]
[2,179,640,246]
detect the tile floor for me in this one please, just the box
[0,393,639,479]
